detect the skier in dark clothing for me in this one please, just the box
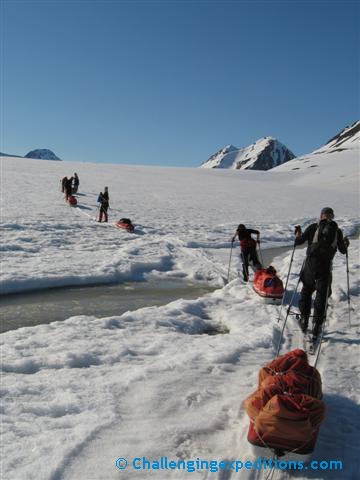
[98,187,109,222]
[64,177,73,201]
[295,207,349,340]
[232,224,262,281]
[61,176,68,193]
[72,173,79,194]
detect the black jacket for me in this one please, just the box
[99,191,109,208]
[64,178,73,194]
[295,220,347,277]
[233,228,259,242]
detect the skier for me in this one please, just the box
[98,187,109,222]
[72,173,79,194]
[295,207,349,340]
[64,177,73,201]
[232,224,262,281]
[61,176,68,193]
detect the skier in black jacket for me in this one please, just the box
[294,207,349,340]
[232,224,262,281]
[72,173,79,194]
[61,176,67,193]
[64,177,73,201]
[98,187,109,222]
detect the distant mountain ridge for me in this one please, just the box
[200,137,295,171]
[201,121,359,171]
[0,152,22,158]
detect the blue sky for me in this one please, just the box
[1,0,359,166]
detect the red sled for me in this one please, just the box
[253,266,284,301]
[116,218,134,233]
[67,195,77,206]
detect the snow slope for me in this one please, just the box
[315,120,360,154]
[1,151,359,480]
[200,137,295,170]
[273,121,359,191]
[1,154,358,295]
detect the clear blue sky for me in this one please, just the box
[1,0,359,166]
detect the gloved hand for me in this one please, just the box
[344,236,350,248]
[294,225,302,236]
[231,237,235,243]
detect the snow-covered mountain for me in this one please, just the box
[24,149,61,161]
[200,137,295,170]
[272,121,359,187]
[313,120,360,154]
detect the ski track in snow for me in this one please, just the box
[1,156,359,480]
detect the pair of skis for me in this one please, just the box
[304,333,321,356]
[295,314,322,356]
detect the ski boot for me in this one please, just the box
[298,315,309,334]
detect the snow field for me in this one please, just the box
[1,152,359,479]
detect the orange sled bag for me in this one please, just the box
[244,349,325,455]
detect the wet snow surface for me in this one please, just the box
[1,149,359,480]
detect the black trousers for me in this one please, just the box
[241,248,262,281]
[299,262,332,336]
[99,205,108,222]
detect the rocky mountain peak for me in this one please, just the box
[24,149,61,161]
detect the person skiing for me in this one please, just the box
[64,177,73,201]
[61,176,68,193]
[294,207,349,341]
[98,187,109,222]
[231,224,262,281]
[72,173,79,194]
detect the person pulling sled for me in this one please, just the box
[232,224,262,281]
[72,173,79,194]
[64,177,73,201]
[97,187,109,222]
[295,207,349,342]
[61,176,68,193]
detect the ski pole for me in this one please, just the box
[277,242,296,323]
[313,311,326,369]
[284,242,297,293]
[313,268,332,367]
[346,249,351,327]
[276,258,304,357]
[94,204,100,221]
[257,241,264,266]
[276,274,301,357]
[226,241,234,283]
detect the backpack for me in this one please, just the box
[308,220,338,258]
